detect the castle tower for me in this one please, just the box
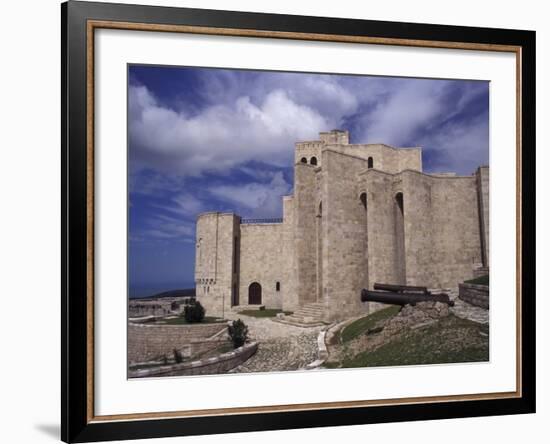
[194,212,240,317]
[294,130,350,167]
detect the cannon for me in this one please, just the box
[373,282,429,294]
[361,289,454,307]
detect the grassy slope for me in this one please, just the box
[341,306,401,343]
[341,315,489,368]
[464,275,489,286]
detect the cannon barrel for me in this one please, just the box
[361,289,454,306]
[373,283,429,294]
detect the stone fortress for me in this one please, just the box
[195,130,489,324]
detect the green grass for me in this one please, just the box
[158,316,226,325]
[337,315,489,368]
[464,274,489,286]
[341,306,401,343]
[237,309,293,318]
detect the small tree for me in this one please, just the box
[183,301,205,323]
[228,319,249,349]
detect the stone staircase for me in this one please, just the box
[273,302,327,327]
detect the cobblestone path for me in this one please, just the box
[225,313,322,373]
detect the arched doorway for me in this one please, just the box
[248,282,262,304]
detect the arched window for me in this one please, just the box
[276,282,280,292]
[300,157,307,163]
[310,156,318,166]
[367,157,374,169]
[360,192,367,209]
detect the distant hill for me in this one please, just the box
[130,288,195,300]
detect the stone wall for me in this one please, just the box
[128,301,174,317]
[459,283,489,309]
[358,169,483,292]
[295,130,421,174]
[195,213,240,317]
[294,163,319,307]
[282,196,298,312]
[129,342,258,378]
[322,144,421,174]
[476,166,490,267]
[295,141,324,167]
[239,222,284,309]
[428,175,482,287]
[128,322,226,364]
[401,171,439,286]
[323,150,369,321]
[193,130,488,322]
[361,170,401,290]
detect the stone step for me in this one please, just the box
[294,308,323,316]
[272,317,326,328]
[286,314,318,322]
[298,303,324,310]
[285,313,325,324]
[302,302,325,309]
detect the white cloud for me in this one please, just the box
[361,80,448,146]
[129,85,329,176]
[421,116,489,174]
[137,214,196,241]
[129,70,489,181]
[152,193,205,219]
[208,171,291,217]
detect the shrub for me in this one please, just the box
[183,301,205,323]
[173,349,183,364]
[228,319,249,349]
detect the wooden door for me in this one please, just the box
[248,282,262,305]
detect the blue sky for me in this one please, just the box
[128,65,489,294]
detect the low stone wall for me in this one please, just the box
[129,342,258,378]
[128,322,227,364]
[473,267,489,279]
[458,283,489,309]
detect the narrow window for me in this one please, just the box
[276,282,281,292]
[310,156,318,166]
[367,157,374,169]
[360,192,367,209]
[300,157,307,163]
[233,236,238,274]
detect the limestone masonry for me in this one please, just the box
[195,130,489,322]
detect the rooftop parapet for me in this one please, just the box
[319,129,349,145]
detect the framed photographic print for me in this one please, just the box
[61,1,536,442]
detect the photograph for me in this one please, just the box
[127,65,491,378]
[57,1,536,441]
